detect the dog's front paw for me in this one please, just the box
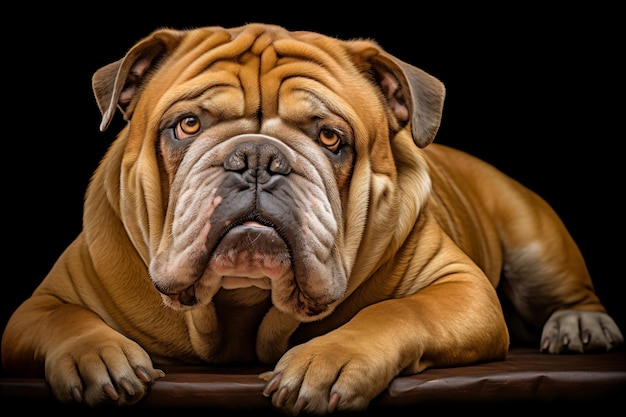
[540,309,624,353]
[259,337,392,415]
[46,333,164,407]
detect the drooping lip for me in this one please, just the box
[159,218,293,307]
[159,219,338,319]
[208,220,293,280]
[212,216,291,257]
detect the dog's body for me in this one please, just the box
[2,23,622,414]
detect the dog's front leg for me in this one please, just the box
[2,296,164,406]
[260,274,509,415]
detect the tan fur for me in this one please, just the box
[2,24,622,414]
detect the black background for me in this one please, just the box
[3,4,624,360]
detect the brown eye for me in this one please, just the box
[319,128,341,152]
[175,116,201,140]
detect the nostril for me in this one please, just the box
[268,153,291,175]
[224,140,292,183]
[224,142,260,175]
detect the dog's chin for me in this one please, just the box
[159,223,291,311]
[158,224,338,319]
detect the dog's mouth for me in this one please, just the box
[156,218,337,320]
[159,218,291,301]
[208,219,293,287]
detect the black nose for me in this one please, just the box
[224,141,292,184]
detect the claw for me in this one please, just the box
[135,366,158,383]
[582,328,591,345]
[328,391,341,413]
[293,396,308,415]
[119,379,136,396]
[276,386,289,407]
[71,386,83,403]
[262,373,281,397]
[561,334,570,347]
[103,383,119,400]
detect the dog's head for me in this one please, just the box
[92,23,445,322]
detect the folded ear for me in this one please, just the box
[379,54,446,148]
[349,41,446,148]
[92,28,186,131]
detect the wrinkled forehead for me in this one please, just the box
[144,24,377,128]
[169,24,355,75]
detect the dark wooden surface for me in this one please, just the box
[2,348,624,414]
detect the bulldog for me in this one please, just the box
[2,23,623,414]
